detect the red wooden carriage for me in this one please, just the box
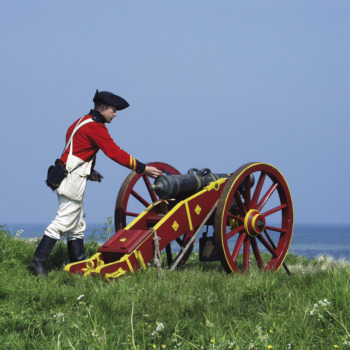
[65,162,294,280]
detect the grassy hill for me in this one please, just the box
[1,226,350,349]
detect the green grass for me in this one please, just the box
[1,226,350,349]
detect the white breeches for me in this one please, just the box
[44,194,86,241]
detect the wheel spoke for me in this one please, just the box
[231,232,246,261]
[226,224,244,240]
[257,182,279,211]
[264,229,280,251]
[234,192,247,216]
[131,189,150,208]
[143,175,158,202]
[257,234,277,257]
[251,172,266,207]
[251,237,264,269]
[125,211,139,218]
[243,237,250,270]
[262,203,287,217]
[265,225,287,234]
[241,176,251,205]
[227,212,244,223]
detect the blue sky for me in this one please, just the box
[1,1,349,225]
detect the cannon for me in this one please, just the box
[150,168,230,199]
[65,162,294,280]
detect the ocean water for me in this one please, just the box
[287,223,350,261]
[4,222,350,261]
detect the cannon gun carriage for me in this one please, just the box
[65,162,293,280]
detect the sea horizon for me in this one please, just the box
[3,222,350,262]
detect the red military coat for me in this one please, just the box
[60,109,145,174]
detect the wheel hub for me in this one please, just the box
[244,209,266,237]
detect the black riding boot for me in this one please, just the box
[67,239,85,263]
[28,235,57,276]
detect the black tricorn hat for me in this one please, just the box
[93,90,129,110]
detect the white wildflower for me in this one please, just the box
[310,299,331,315]
[77,294,85,301]
[256,325,268,341]
[53,312,65,323]
[156,322,164,332]
[14,229,23,239]
[228,340,236,349]
[205,319,214,328]
[248,340,256,349]
[151,322,164,336]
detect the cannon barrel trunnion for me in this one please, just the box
[65,162,294,281]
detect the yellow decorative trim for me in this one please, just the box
[244,209,259,237]
[129,157,137,171]
[93,252,104,264]
[65,252,102,273]
[185,202,193,231]
[135,250,146,270]
[204,178,227,191]
[153,202,183,230]
[81,253,104,276]
[83,270,93,277]
[85,261,94,270]
[105,267,127,281]
[123,255,134,273]
[172,221,179,231]
[107,253,134,273]
[125,203,156,230]
[120,238,127,242]
[195,205,201,215]
[252,215,259,230]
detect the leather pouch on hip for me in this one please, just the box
[46,159,68,190]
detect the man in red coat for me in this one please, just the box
[28,90,162,276]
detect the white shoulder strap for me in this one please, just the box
[64,117,94,153]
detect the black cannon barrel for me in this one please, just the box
[149,168,230,199]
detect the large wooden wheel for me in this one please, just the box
[214,162,294,273]
[114,161,194,268]
[114,162,180,229]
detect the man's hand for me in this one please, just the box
[89,170,104,182]
[144,166,163,179]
